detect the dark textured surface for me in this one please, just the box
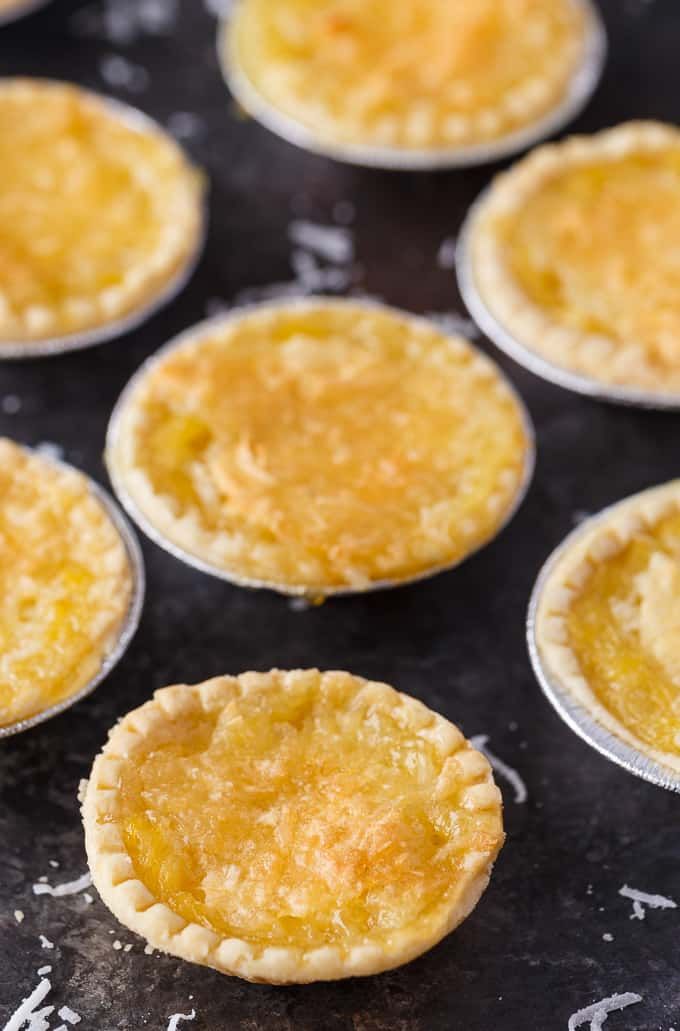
[1,1,680,1028]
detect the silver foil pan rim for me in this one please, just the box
[0,448,146,739]
[105,295,537,598]
[218,0,607,171]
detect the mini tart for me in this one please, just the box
[0,79,205,354]
[106,299,532,594]
[534,481,680,775]
[224,0,598,163]
[467,122,680,399]
[0,0,47,20]
[0,438,134,728]
[81,669,504,983]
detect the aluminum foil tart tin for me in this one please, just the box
[106,296,537,598]
[218,0,606,171]
[0,81,207,361]
[527,506,680,793]
[0,452,146,739]
[0,0,52,27]
[457,190,680,410]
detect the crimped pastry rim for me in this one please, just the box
[105,295,536,598]
[81,669,505,983]
[218,0,606,171]
[0,442,145,739]
[0,77,207,360]
[458,121,680,409]
[528,480,680,792]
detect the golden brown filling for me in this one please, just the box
[230,0,587,149]
[0,79,204,343]
[114,302,529,589]
[116,672,502,949]
[0,439,132,726]
[503,151,680,372]
[566,508,680,757]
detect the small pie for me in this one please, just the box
[534,481,680,773]
[0,438,134,728]
[106,299,532,594]
[0,79,205,352]
[467,122,680,398]
[81,669,504,983]
[0,0,45,19]
[224,0,597,159]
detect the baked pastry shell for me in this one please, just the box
[527,487,680,793]
[81,671,505,982]
[0,79,207,361]
[0,448,145,739]
[218,0,606,171]
[105,296,536,598]
[457,183,680,411]
[0,0,52,27]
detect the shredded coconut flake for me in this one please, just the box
[288,221,354,265]
[71,0,178,44]
[57,1005,81,1025]
[470,735,528,803]
[99,54,149,93]
[1,394,21,414]
[567,992,642,1030]
[36,966,51,977]
[619,884,677,920]
[39,935,54,950]
[33,872,92,898]
[426,311,480,340]
[167,112,205,141]
[14,910,24,923]
[166,1011,196,1031]
[437,236,458,270]
[34,443,64,463]
[3,978,53,1031]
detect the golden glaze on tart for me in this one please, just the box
[82,670,504,982]
[225,0,592,156]
[535,482,680,773]
[0,438,133,728]
[469,123,680,397]
[0,79,204,350]
[106,300,532,593]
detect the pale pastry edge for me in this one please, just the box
[469,121,680,395]
[105,298,533,595]
[0,437,135,727]
[534,479,680,773]
[81,669,505,984]
[224,0,594,154]
[0,78,207,346]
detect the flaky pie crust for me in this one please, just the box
[535,481,680,773]
[225,0,593,156]
[469,122,680,396]
[106,298,532,595]
[0,79,205,349]
[0,437,133,727]
[81,670,504,983]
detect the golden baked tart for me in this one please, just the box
[0,0,49,24]
[222,0,604,167]
[0,79,205,357]
[106,299,533,595]
[0,438,140,732]
[463,122,680,403]
[81,669,504,982]
[532,481,680,782]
